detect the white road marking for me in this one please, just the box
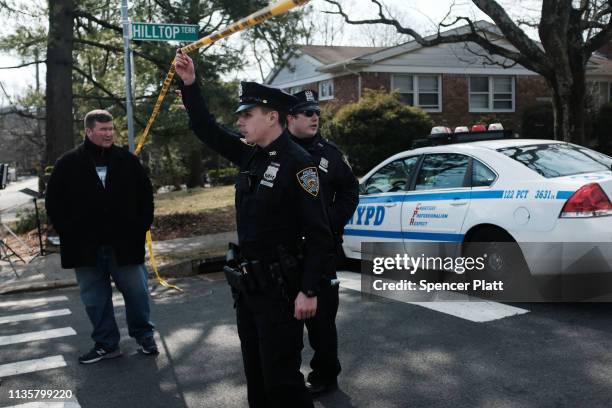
[0,296,69,309]
[6,402,81,408]
[6,401,81,408]
[0,355,67,378]
[337,271,529,323]
[0,309,72,325]
[0,328,76,346]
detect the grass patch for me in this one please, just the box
[151,206,236,240]
[154,185,235,216]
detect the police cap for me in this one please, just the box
[289,90,320,114]
[235,82,297,114]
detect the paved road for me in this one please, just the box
[0,177,38,223]
[1,272,612,407]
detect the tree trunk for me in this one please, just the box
[45,0,75,169]
[186,147,203,188]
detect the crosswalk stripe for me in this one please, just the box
[6,402,81,408]
[0,355,67,378]
[337,271,529,323]
[0,328,76,346]
[0,309,72,325]
[0,296,69,309]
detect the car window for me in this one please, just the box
[472,159,496,187]
[497,143,612,178]
[415,154,469,190]
[363,156,419,195]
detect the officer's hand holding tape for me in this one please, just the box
[175,50,195,86]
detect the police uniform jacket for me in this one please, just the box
[292,133,359,249]
[45,138,154,268]
[181,82,335,295]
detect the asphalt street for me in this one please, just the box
[0,177,38,223]
[1,272,612,408]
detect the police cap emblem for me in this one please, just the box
[296,167,319,196]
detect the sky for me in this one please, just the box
[0,0,530,104]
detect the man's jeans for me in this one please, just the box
[75,246,155,349]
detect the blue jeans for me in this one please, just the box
[75,246,155,349]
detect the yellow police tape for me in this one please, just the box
[136,0,311,291]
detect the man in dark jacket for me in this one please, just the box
[288,90,359,395]
[45,109,157,364]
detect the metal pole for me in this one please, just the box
[121,0,135,152]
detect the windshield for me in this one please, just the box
[497,143,612,178]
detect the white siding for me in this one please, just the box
[371,41,536,75]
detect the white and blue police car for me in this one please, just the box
[342,125,612,277]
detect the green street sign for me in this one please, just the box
[131,22,199,42]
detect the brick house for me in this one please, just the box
[266,21,612,132]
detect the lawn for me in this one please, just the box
[154,185,235,215]
[152,185,237,240]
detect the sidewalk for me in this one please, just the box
[0,231,237,295]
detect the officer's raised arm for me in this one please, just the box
[175,50,250,166]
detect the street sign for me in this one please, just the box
[131,22,199,42]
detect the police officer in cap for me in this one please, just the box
[175,50,335,408]
[287,89,359,395]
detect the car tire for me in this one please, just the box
[464,228,532,300]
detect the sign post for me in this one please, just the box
[121,0,135,152]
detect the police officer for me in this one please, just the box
[287,90,359,395]
[175,50,335,408]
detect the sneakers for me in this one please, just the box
[305,378,338,396]
[138,336,159,355]
[78,345,122,364]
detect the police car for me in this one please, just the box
[342,125,612,278]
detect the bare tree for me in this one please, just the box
[325,0,612,143]
[45,0,75,167]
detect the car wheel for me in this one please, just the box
[464,228,531,300]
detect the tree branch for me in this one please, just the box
[0,60,45,69]
[74,38,169,72]
[73,9,123,34]
[584,10,612,53]
[324,0,545,73]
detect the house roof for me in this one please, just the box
[314,20,505,73]
[588,55,612,76]
[300,45,386,65]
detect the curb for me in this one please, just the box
[0,256,226,295]
[0,278,77,295]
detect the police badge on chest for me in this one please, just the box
[260,162,280,188]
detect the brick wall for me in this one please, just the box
[312,72,550,132]
[599,42,612,59]
[361,72,391,93]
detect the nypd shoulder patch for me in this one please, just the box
[296,167,319,197]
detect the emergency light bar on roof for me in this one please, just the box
[412,123,518,147]
[429,129,516,145]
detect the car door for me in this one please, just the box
[401,153,472,251]
[343,156,420,259]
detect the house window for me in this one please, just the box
[392,74,441,111]
[469,76,514,112]
[319,80,334,100]
[289,86,303,94]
